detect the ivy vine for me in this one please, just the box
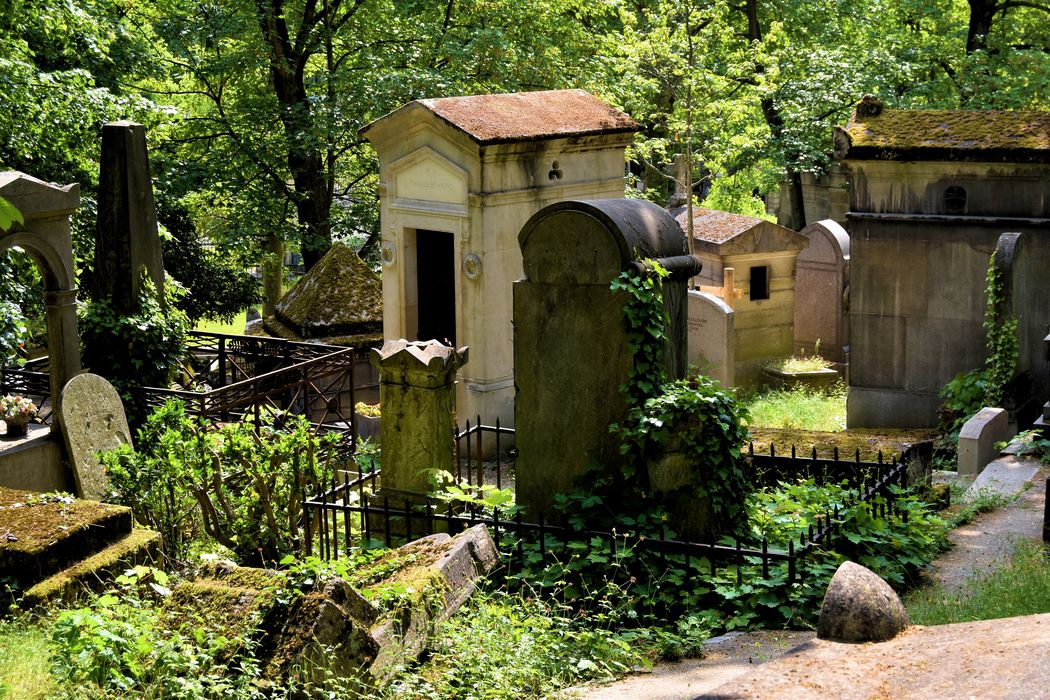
[605,262,752,535]
[610,262,669,407]
[940,250,1019,428]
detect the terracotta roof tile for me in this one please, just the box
[413,89,640,144]
[670,206,763,243]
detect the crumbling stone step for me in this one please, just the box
[0,486,134,588]
[19,528,161,608]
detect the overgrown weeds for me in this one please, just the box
[743,382,846,432]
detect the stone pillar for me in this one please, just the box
[370,339,468,498]
[43,288,81,432]
[94,121,165,313]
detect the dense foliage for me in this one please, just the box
[78,278,189,415]
[100,400,337,565]
[1,0,1047,320]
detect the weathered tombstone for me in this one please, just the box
[818,561,908,642]
[513,199,700,520]
[57,373,131,500]
[370,340,468,499]
[993,231,1042,424]
[163,525,497,687]
[794,219,850,362]
[687,289,734,387]
[957,407,1010,475]
[94,121,165,314]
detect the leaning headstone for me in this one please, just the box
[687,289,734,387]
[957,406,1010,475]
[818,561,908,642]
[94,121,165,314]
[57,373,132,500]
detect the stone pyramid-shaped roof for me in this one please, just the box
[265,243,382,345]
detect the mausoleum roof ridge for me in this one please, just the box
[669,206,764,243]
[362,89,640,145]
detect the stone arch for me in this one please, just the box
[0,172,82,433]
[0,231,73,292]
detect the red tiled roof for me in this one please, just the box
[670,206,763,243]
[365,89,639,145]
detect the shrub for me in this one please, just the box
[78,276,188,421]
[101,400,337,566]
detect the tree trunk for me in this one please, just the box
[746,0,806,229]
[966,0,997,54]
[256,0,333,272]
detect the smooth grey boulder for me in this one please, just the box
[818,561,908,642]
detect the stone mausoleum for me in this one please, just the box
[835,98,1050,428]
[361,90,639,425]
[674,206,808,386]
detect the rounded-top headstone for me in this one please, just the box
[58,373,132,501]
[817,561,908,642]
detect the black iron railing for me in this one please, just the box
[302,429,915,594]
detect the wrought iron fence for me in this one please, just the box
[302,426,916,594]
[1,331,378,441]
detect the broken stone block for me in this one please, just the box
[818,561,908,643]
[162,524,499,689]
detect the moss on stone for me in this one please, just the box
[19,528,161,608]
[844,107,1050,153]
[273,243,383,340]
[748,427,937,462]
[0,487,132,587]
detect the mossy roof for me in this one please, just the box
[274,243,382,340]
[671,206,763,243]
[837,100,1050,162]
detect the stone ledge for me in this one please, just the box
[19,528,161,608]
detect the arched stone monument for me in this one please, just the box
[795,219,850,363]
[0,172,82,432]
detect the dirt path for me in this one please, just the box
[926,463,1046,592]
[562,459,1048,700]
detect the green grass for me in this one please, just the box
[905,538,1050,625]
[0,617,54,699]
[743,382,847,432]
[193,309,250,335]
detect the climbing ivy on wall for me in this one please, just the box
[604,263,753,533]
[610,262,669,407]
[940,250,1018,428]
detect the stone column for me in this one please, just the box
[370,340,468,498]
[43,288,81,432]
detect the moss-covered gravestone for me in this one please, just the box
[57,373,131,500]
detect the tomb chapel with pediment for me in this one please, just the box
[361,89,640,426]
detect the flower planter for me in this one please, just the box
[354,412,380,441]
[763,366,840,391]
[3,419,29,438]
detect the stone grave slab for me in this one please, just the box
[58,373,132,500]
